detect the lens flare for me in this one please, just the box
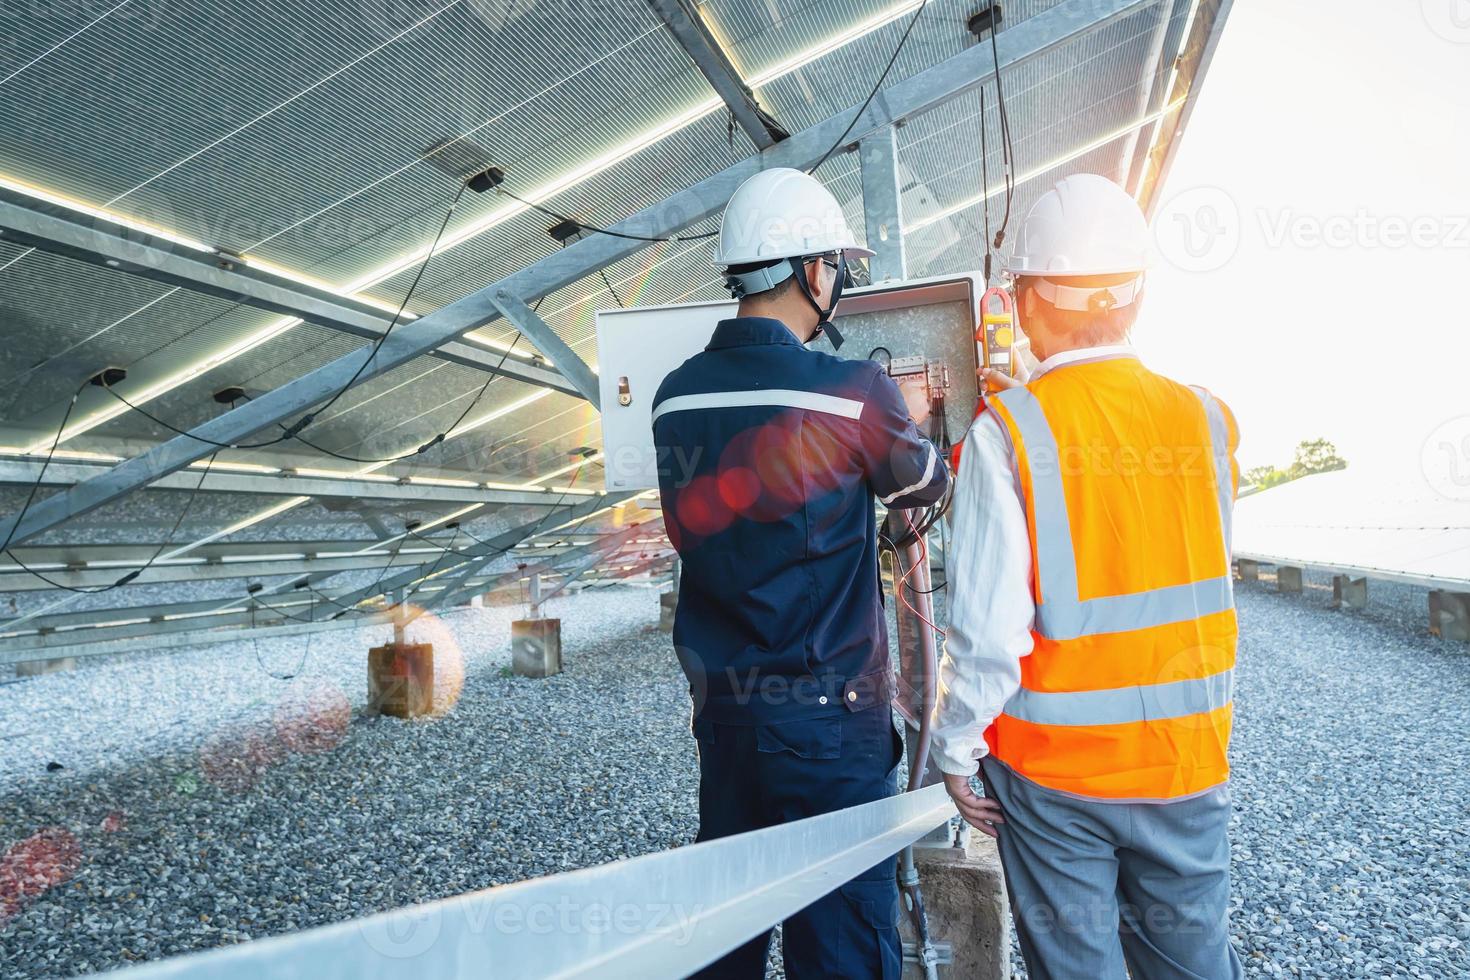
[0,827,82,926]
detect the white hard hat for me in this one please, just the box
[1006,173,1150,278]
[716,168,874,269]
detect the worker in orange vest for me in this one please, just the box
[930,173,1244,979]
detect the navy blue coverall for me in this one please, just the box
[652,315,950,979]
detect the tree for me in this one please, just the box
[1245,439,1347,491]
[1287,438,1347,479]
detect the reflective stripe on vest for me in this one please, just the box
[1002,667,1234,727]
[990,385,1235,642]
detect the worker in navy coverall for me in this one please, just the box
[652,168,950,978]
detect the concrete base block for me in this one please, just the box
[659,591,678,633]
[1277,565,1304,594]
[1236,559,1259,583]
[15,657,76,677]
[900,835,1011,979]
[512,618,562,677]
[367,643,434,718]
[1332,575,1368,610]
[1429,591,1470,642]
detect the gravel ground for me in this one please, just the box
[2,574,1468,978]
[0,586,699,977]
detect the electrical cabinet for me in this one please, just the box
[595,273,985,491]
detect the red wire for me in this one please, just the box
[896,512,946,637]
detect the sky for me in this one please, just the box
[1135,0,1470,480]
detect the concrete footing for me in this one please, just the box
[15,656,76,677]
[659,591,678,633]
[1277,565,1304,593]
[1236,559,1259,583]
[900,834,1011,978]
[1429,591,1470,642]
[1332,575,1368,610]
[367,643,434,718]
[512,618,562,677]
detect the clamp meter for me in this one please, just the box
[978,286,1016,386]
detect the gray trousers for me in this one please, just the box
[981,759,1243,980]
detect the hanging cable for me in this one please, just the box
[0,380,87,557]
[2,382,223,596]
[979,84,996,282]
[807,0,928,175]
[492,185,717,244]
[987,14,1017,248]
[278,179,473,440]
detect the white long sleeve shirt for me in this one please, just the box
[929,345,1138,777]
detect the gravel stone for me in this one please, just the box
[2,574,1466,978]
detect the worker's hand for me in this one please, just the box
[942,771,1005,838]
[978,367,1021,394]
[897,375,933,425]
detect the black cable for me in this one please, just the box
[807,0,928,175]
[599,270,625,308]
[987,15,1016,247]
[214,332,524,467]
[101,181,472,456]
[249,591,314,680]
[288,179,472,435]
[100,386,301,451]
[4,429,220,596]
[979,84,995,282]
[0,380,87,557]
[494,185,717,244]
[868,346,893,369]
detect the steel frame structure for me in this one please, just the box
[0,0,1224,655]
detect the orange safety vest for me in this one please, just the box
[983,351,1239,801]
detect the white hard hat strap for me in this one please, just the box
[1032,275,1143,313]
[723,260,797,299]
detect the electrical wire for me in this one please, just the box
[986,12,1017,248]
[249,590,314,680]
[979,83,996,282]
[283,179,473,437]
[493,185,717,245]
[807,0,928,176]
[3,383,222,596]
[239,330,524,466]
[93,180,472,456]
[0,380,87,557]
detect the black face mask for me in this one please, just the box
[789,253,849,351]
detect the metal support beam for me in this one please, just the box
[434,515,658,611]
[0,458,592,508]
[326,492,637,619]
[1137,0,1233,216]
[858,127,907,282]
[0,549,450,593]
[646,0,788,150]
[0,188,578,397]
[531,550,604,613]
[0,0,1148,549]
[490,289,602,405]
[1121,0,1192,194]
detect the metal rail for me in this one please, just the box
[106,785,955,979]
